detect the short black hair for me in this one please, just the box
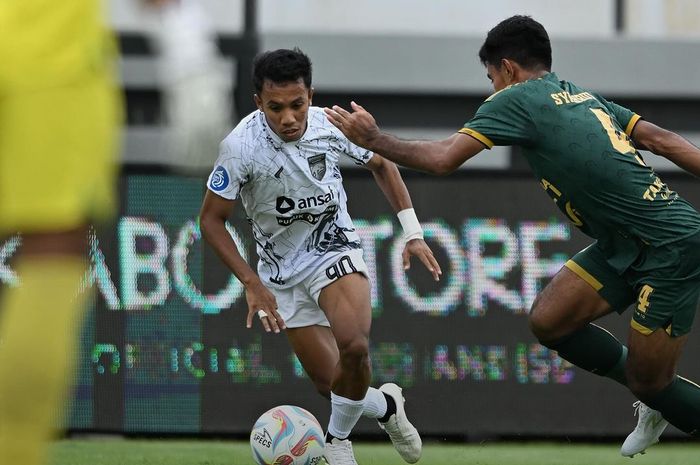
[252,48,312,94]
[478,15,552,71]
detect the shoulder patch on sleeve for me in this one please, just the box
[209,165,230,192]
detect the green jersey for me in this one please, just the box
[462,72,700,273]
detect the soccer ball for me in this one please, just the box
[250,405,325,465]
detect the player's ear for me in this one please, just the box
[253,94,262,111]
[308,87,314,105]
[501,59,514,84]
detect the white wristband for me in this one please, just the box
[397,208,424,242]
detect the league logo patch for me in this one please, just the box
[209,166,230,192]
[308,154,326,181]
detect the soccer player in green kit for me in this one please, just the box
[325,15,700,457]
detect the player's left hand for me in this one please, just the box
[403,238,442,281]
[324,102,381,150]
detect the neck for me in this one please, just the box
[518,68,549,82]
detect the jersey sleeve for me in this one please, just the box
[593,93,642,136]
[206,139,251,200]
[342,138,374,166]
[460,87,535,148]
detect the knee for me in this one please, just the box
[338,337,370,368]
[626,363,674,400]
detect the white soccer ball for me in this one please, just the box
[250,405,325,465]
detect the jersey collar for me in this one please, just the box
[541,71,559,82]
[257,110,311,148]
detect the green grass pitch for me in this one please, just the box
[48,439,700,465]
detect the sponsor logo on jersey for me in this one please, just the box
[277,205,338,226]
[275,189,336,214]
[276,196,295,214]
[308,154,326,180]
[209,166,229,192]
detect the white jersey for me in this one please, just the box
[207,106,373,288]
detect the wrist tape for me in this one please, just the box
[397,208,424,242]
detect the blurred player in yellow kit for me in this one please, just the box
[0,1,121,464]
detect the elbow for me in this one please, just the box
[199,213,217,243]
[643,134,664,154]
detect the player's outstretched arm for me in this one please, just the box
[200,191,285,333]
[325,102,485,175]
[632,120,700,177]
[364,155,442,281]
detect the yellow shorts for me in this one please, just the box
[0,73,121,234]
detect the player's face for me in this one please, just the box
[485,64,509,92]
[255,78,313,142]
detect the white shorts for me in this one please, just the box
[270,249,369,328]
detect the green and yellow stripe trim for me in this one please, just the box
[630,320,673,336]
[625,114,641,136]
[564,260,603,291]
[630,319,654,335]
[459,127,494,149]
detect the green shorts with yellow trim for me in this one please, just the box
[567,233,700,337]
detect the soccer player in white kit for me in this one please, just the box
[200,48,441,465]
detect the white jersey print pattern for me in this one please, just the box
[207,106,374,288]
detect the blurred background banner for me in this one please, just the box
[3,171,698,437]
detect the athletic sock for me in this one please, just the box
[603,345,628,385]
[0,256,88,465]
[328,392,365,441]
[644,376,700,436]
[545,323,700,435]
[543,323,628,386]
[361,387,388,419]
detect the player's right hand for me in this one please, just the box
[324,102,381,151]
[403,238,442,282]
[244,280,286,333]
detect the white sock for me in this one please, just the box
[328,392,365,440]
[361,387,388,419]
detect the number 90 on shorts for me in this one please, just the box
[269,249,369,328]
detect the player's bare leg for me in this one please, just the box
[528,266,683,456]
[318,272,372,402]
[319,272,371,440]
[529,266,614,341]
[286,325,339,399]
[0,227,90,465]
[288,325,390,409]
[529,267,629,384]
[287,324,421,463]
[313,272,371,465]
[310,272,420,464]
